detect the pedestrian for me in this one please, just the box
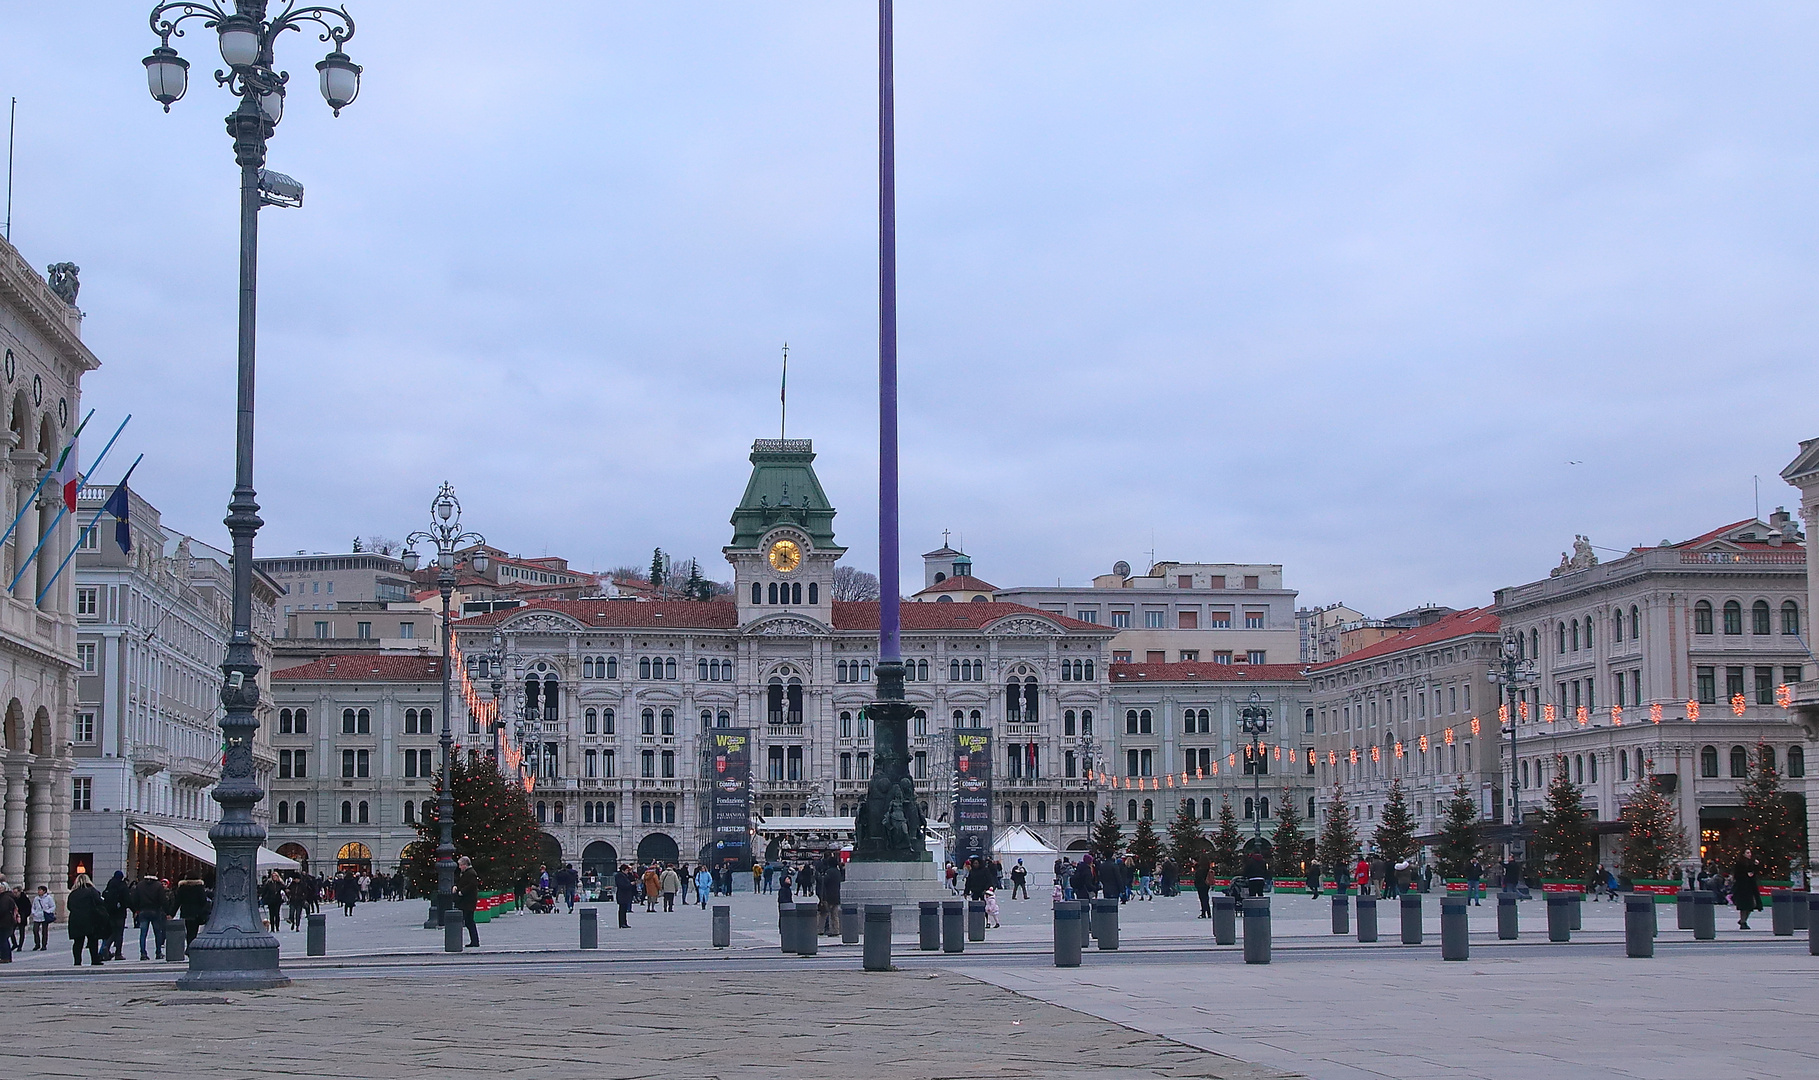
[174,875,210,943]
[556,864,580,913]
[285,874,311,932]
[67,874,108,966]
[11,884,27,952]
[1009,860,1028,899]
[1193,857,1212,918]
[614,864,636,928]
[1732,848,1763,930]
[660,865,680,912]
[1159,857,1179,898]
[984,886,1001,928]
[0,879,15,963]
[456,856,481,948]
[1071,855,1098,900]
[1466,859,1483,905]
[696,865,713,908]
[102,870,131,960]
[335,872,358,915]
[817,853,843,937]
[965,857,991,901]
[29,884,55,951]
[642,865,661,912]
[260,871,285,932]
[1354,856,1371,897]
[1305,858,1322,899]
[945,861,959,895]
[1242,849,1268,899]
[132,873,169,958]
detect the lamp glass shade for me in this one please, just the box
[436,497,454,521]
[472,552,491,574]
[316,52,362,113]
[438,551,456,572]
[217,22,261,68]
[143,48,190,108]
[402,550,420,571]
[257,85,284,124]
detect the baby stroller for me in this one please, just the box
[525,887,556,914]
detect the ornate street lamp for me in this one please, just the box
[1490,638,1538,887]
[403,483,487,951]
[1240,691,1271,842]
[144,0,361,992]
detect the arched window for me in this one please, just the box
[786,680,803,724]
[605,801,616,823]
[1085,661,1094,681]
[1761,745,1777,774]
[837,660,848,683]
[1723,601,1742,635]
[639,657,651,680]
[1139,709,1152,734]
[356,800,369,824]
[583,657,596,679]
[1700,745,1718,777]
[1571,620,1580,651]
[1126,799,1138,821]
[1201,798,1211,819]
[717,710,730,728]
[602,709,615,735]
[1784,601,1801,636]
[1753,600,1772,635]
[661,709,674,735]
[1064,710,1076,736]
[340,800,352,823]
[1036,801,1046,823]
[700,709,712,730]
[642,709,655,735]
[1126,709,1139,734]
[553,802,565,824]
[808,583,818,604]
[277,802,289,824]
[1024,677,1039,723]
[1080,709,1092,735]
[752,582,762,605]
[1789,746,1806,779]
[697,659,708,681]
[1557,624,1566,653]
[768,582,779,605]
[949,659,960,682]
[1730,745,1748,778]
[1629,606,1639,639]
[294,708,307,733]
[1141,799,1153,821]
[1530,628,1540,658]
[768,679,784,723]
[664,658,677,680]
[295,801,306,824]
[1259,797,1269,820]
[1584,616,1593,648]
[1243,797,1254,820]
[402,800,414,824]
[917,659,928,681]
[1694,601,1713,635]
[279,708,293,734]
[585,708,598,734]
[605,656,618,679]
[1006,681,1023,720]
[342,708,356,734]
[1613,613,1622,643]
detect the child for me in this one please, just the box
[1051,881,1064,903]
[984,887,1001,928]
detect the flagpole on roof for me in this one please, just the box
[0,407,92,553]
[38,453,142,605]
[8,413,129,593]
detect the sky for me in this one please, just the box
[5,2,1818,617]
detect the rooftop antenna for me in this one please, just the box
[1754,475,1760,522]
[779,343,789,440]
[5,97,15,242]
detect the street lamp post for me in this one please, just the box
[144,0,362,993]
[402,483,488,951]
[1490,639,1537,887]
[1240,691,1271,842]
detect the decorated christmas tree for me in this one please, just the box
[1433,779,1481,880]
[1317,786,1359,890]
[1270,787,1306,879]
[1090,802,1124,861]
[1129,815,1163,875]
[1166,799,1207,869]
[1531,756,1595,881]
[1373,779,1417,865]
[1617,762,1689,881]
[404,748,543,894]
[1210,797,1244,881]
[1738,741,1804,880]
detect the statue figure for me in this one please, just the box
[45,263,80,306]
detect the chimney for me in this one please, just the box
[1770,507,1793,532]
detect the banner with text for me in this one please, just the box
[709,728,753,868]
[953,728,994,865]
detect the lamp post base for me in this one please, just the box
[177,941,289,992]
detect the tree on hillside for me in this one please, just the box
[1130,816,1163,874]
[1617,764,1690,881]
[1209,797,1244,881]
[1433,780,1481,880]
[832,565,882,602]
[1166,800,1207,869]
[1318,786,1359,889]
[403,749,542,895]
[649,548,667,589]
[1373,779,1417,865]
[1270,788,1306,879]
[1090,802,1124,861]
[1531,758,1595,881]
[1738,741,1804,879]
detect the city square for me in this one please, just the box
[4,2,1819,1077]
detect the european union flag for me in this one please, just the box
[103,483,131,554]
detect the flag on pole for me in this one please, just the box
[103,483,131,554]
[54,441,80,511]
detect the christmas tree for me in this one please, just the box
[1166,799,1207,868]
[1090,802,1124,861]
[404,748,544,894]
[1373,779,1417,865]
[1270,787,1306,879]
[1738,740,1804,880]
[1317,786,1359,890]
[1210,797,1244,881]
[1531,756,1595,881]
[1617,762,1689,880]
[1433,779,1480,879]
[1129,816,1163,874]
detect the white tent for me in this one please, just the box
[992,825,1058,858]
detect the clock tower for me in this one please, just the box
[725,438,844,627]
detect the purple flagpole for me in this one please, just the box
[878,0,901,663]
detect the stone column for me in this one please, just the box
[7,449,39,600]
[25,760,52,899]
[45,755,72,911]
[1,755,29,886]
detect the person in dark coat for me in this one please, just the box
[66,874,108,966]
[285,875,311,932]
[1732,849,1763,929]
[131,874,169,958]
[964,857,992,901]
[1241,850,1268,898]
[0,879,16,963]
[335,872,358,915]
[613,864,637,928]
[816,854,843,936]
[1193,858,1212,917]
[1071,856,1099,900]
[456,856,481,948]
[259,872,285,932]
[102,871,131,960]
[173,876,210,943]
[1305,859,1322,899]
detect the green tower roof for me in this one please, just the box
[727,439,843,552]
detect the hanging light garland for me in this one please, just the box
[1650,703,1663,724]
[1686,700,1700,722]
[1730,693,1748,717]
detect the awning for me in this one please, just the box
[131,822,301,873]
[993,825,1059,857]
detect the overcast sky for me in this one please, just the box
[7,3,1817,616]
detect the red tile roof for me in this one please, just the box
[833,602,1104,633]
[1110,662,1308,683]
[1635,518,1806,554]
[1306,607,1500,671]
[273,655,444,682]
[915,574,998,594]
[451,598,1106,634]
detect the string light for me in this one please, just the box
[1418,734,1430,753]
[1470,717,1480,736]
[1777,683,1794,709]
[1576,706,1588,726]
[1348,748,1358,765]
[1518,702,1530,722]
[1327,750,1337,766]
[1650,703,1663,724]
[1273,745,1281,761]
[1542,703,1556,723]
[1370,745,1381,763]
[1394,741,1404,759]
[1195,767,1204,780]
[1611,704,1623,726]
[1229,752,1238,768]
[1686,700,1699,722]
[1499,704,1509,724]
[1730,693,1747,717]
[1444,727,1455,745]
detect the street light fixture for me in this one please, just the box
[403,482,486,952]
[1489,637,1538,886]
[1240,691,1272,841]
[144,0,360,993]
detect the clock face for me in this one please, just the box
[767,539,802,573]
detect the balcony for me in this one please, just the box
[172,755,220,787]
[133,745,171,777]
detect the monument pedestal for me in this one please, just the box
[842,859,948,934]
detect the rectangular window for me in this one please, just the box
[1214,651,1232,665]
[1696,667,1716,704]
[79,528,98,551]
[642,749,656,778]
[72,777,92,812]
[914,751,926,779]
[1177,575,1193,588]
[1615,672,1626,705]
[74,711,96,743]
[1177,611,1198,629]
[661,750,675,778]
[1112,650,1132,663]
[1074,610,1098,624]
[356,749,369,778]
[314,621,330,639]
[1726,667,1745,701]
[293,751,305,778]
[403,750,417,778]
[279,750,292,779]
[602,750,616,777]
[1787,666,1806,687]
[77,642,96,673]
[1127,749,1139,775]
[840,753,852,780]
[1110,611,1131,628]
[1144,610,1166,629]
[342,750,356,778]
[1244,611,1265,629]
[1179,650,1199,662]
[76,588,98,616]
[356,622,372,640]
[1065,750,1077,778]
[1146,650,1166,664]
[399,622,414,638]
[1247,650,1266,664]
[1139,749,1152,776]
[1755,666,1775,705]
[787,746,803,781]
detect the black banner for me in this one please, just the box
[709,728,753,868]
[953,728,993,865]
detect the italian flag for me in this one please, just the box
[54,443,80,511]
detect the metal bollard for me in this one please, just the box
[1094,898,1120,951]
[919,901,940,950]
[1053,902,1083,967]
[1242,897,1270,964]
[1440,896,1469,960]
[1569,892,1582,931]
[1546,894,1572,943]
[1625,895,1654,958]
[1772,890,1794,937]
[1809,895,1819,956]
[445,913,464,954]
[1400,893,1423,945]
[967,900,986,942]
[1649,896,1659,938]
[579,907,598,949]
[1331,893,1349,935]
[842,903,860,945]
[1497,893,1518,940]
[1692,890,1716,940]
[1676,891,1694,930]
[712,905,731,948]
[1212,894,1236,945]
[305,913,324,957]
[167,926,189,963]
[942,901,965,953]
[780,904,796,953]
[1794,891,1810,931]
[795,903,819,956]
[863,905,893,971]
[1357,896,1378,943]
